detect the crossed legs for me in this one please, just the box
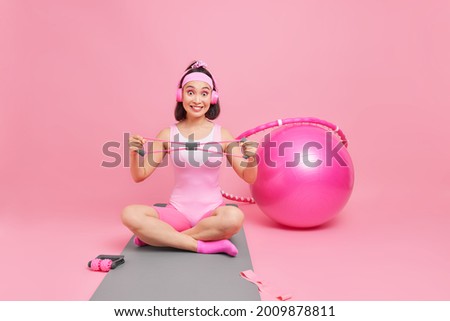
[121,205,244,256]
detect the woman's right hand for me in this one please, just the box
[129,134,146,153]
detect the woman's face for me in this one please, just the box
[182,80,212,119]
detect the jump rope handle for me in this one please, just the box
[239,138,249,159]
[88,258,113,272]
[88,255,125,272]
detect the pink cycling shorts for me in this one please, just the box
[152,203,225,232]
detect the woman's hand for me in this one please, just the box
[129,134,146,154]
[240,139,258,161]
[222,128,258,184]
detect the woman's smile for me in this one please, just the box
[190,105,204,112]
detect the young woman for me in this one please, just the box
[121,61,257,257]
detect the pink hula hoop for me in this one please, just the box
[236,117,348,147]
[221,117,349,204]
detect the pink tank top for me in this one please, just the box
[168,122,224,220]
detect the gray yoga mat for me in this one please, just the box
[90,228,260,301]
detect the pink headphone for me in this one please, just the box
[176,69,219,104]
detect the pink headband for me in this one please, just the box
[181,72,214,89]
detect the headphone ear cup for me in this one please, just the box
[211,91,219,104]
[176,88,183,102]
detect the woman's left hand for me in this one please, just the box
[240,140,258,161]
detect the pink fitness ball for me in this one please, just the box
[251,124,354,228]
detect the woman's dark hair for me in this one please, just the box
[174,61,221,121]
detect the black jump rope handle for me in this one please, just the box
[88,255,125,272]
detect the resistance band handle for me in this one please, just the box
[239,137,249,159]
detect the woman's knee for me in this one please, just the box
[219,206,244,236]
[121,205,156,230]
[121,205,139,229]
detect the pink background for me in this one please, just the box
[1,0,449,300]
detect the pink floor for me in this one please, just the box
[1,178,449,300]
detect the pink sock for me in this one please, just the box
[197,240,238,257]
[133,236,148,247]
